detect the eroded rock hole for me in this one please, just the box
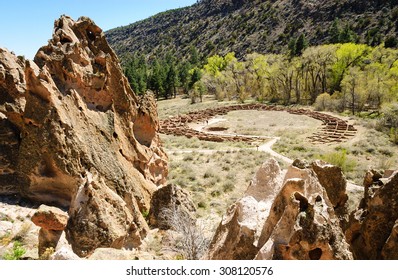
[309,248,323,260]
[87,30,96,41]
[113,132,118,139]
[39,158,58,177]
[294,192,309,212]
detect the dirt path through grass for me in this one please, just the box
[188,116,294,164]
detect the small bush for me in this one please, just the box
[13,222,31,242]
[314,93,332,111]
[183,154,194,161]
[203,170,215,179]
[198,201,207,209]
[321,149,356,173]
[0,233,12,246]
[222,181,235,193]
[378,156,394,171]
[3,241,26,260]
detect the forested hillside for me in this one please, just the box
[106,0,398,61]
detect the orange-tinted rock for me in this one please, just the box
[0,15,168,256]
[31,204,68,231]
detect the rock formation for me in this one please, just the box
[31,204,69,256]
[207,159,353,260]
[149,184,196,230]
[347,170,398,259]
[0,16,167,257]
[206,158,285,259]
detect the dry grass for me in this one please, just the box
[210,110,322,138]
[273,118,398,184]
[165,148,271,218]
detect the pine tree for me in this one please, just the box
[329,18,341,44]
[295,34,308,56]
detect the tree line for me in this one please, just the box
[122,46,202,100]
[199,43,398,114]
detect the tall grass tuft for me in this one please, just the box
[321,149,356,173]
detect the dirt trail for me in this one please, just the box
[172,116,294,164]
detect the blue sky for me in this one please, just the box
[0,0,197,59]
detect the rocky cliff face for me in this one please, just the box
[0,16,167,257]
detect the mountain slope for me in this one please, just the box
[106,0,398,60]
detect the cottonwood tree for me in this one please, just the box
[330,43,370,92]
[341,67,367,114]
[301,45,338,102]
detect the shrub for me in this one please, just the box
[159,208,209,260]
[321,149,356,173]
[222,181,235,193]
[3,241,26,260]
[314,93,332,111]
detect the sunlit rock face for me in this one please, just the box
[0,15,168,257]
[207,159,353,260]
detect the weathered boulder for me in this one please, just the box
[66,171,148,257]
[207,159,353,260]
[50,246,81,260]
[149,184,196,230]
[31,204,68,231]
[207,159,285,259]
[31,204,68,256]
[0,16,167,256]
[256,165,352,260]
[311,160,348,209]
[347,170,398,259]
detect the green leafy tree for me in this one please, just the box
[189,45,200,66]
[341,66,367,114]
[124,53,148,95]
[165,61,178,99]
[288,34,308,57]
[331,43,370,92]
[382,103,398,144]
[339,24,358,43]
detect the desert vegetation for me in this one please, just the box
[158,94,397,222]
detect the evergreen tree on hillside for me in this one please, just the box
[329,18,341,44]
[288,34,308,57]
[124,54,148,95]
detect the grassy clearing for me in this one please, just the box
[166,148,271,218]
[160,134,253,150]
[211,110,322,138]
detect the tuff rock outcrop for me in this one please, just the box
[149,184,196,230]
[207,159,353,260]
[206,158,285,259]
[347,170,398,259]
[0,15,167,257]
[31,204,68,256]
